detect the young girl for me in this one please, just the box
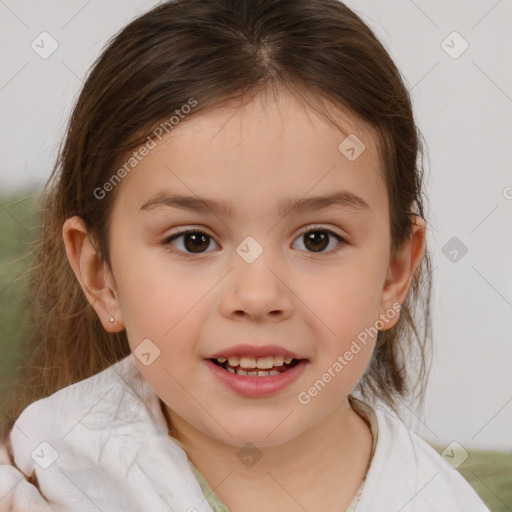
[0,0,490,510]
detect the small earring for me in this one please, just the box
[110,316,114,323]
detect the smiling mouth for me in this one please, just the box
[210,355,301,377]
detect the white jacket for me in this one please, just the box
[0,355,490,511]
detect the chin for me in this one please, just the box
[206,413,304,448]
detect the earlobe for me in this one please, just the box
[379,216,426,330]
[62,216,125,332]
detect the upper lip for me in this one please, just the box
[207,344,308,360]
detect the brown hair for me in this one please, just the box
[1,0,432,438]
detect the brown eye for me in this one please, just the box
[304,231,329,252]
[164,230,219,254]
[293,229,346,254]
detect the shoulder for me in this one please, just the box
[1,355,214,512]
[356,400,490,511]
[5,355,155,477]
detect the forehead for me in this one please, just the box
[112,90,387,219]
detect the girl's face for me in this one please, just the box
[89,90,422,446]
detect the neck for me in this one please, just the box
[166,398,373,512]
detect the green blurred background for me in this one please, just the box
[0,192,510,510]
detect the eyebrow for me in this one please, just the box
[140,190,371,217]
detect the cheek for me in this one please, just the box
[114,256,209,355]
[117,266,213,415]
[295,254,385,397]
[304,255,385,338]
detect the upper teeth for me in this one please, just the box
[216,355,294,368]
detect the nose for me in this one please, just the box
[220,247,294,322]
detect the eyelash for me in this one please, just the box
[161,226,347,257]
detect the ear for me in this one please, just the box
[378,215,426,330]
[62,216,125,332]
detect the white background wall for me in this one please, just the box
[0,0,511,451]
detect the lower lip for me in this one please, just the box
[204,359,308,398]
